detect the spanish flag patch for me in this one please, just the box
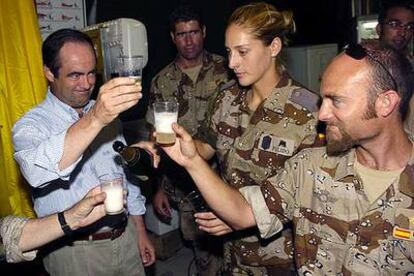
[393,226,414,241]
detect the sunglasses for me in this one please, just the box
[344,44,397,91]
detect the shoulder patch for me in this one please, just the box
[219,79,237,91]
[289,88,320,113]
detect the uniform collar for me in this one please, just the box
[322,142,414,197]
[172,50,213,74]
[399,142,414,197]
[319,149,356,181]
[239,70,292,115]
[262,71,291,114]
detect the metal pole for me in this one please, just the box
[352,0,355,17]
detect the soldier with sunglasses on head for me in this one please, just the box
[161,40,414,274]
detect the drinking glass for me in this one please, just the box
[153,101,179,145]
[117,55,143,85]
[99,172,125,215]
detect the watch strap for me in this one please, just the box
[58,211,73,236]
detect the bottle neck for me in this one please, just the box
[122,147,140,165]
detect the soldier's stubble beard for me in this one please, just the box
[326,126,355,156]
[326,102,377,156]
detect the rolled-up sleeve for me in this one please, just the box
[239,186,284,239]
[13,119,82,187]
[125,177,146,215]
[239,155,299,239]
[0,217,37,263]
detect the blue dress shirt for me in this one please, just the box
[12,90,146,217]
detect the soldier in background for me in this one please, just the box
[375,0,414,134]
[192,2,319,275]
[376,0,414,56]
[162,41,414,274]
[145,5,228,275]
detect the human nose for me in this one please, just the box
[318,99,333,122]
[79,74,94,89]
[396,26,408,36]
[228,53,239,70]
[183,34,193,45]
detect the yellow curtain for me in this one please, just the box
[0,0,47,217]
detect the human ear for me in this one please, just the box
[44,66,55,82]
[202,25,206,39]
[376,90,399,117]
[376,23,382,36]
[170,31,176,43]
[270,37,282,58]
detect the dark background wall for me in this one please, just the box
[85,0,375,120]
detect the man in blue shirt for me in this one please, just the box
[12,29,155,275]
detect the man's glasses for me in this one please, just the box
[384,20,414,32]
[344,44,398,91]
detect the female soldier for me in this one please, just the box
[194,2,320,275]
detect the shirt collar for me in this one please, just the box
[318,149,356,182]
[323,142,414,194]
[399,142,414,197]
[262,71,291,114]
[239,70,292,115]
[46,88,94,120]
[172,50,213,73]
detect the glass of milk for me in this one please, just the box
[153,101,179,145]
[99,173,125,215]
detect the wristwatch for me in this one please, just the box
[58,211,73,236]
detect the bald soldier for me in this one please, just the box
[161,42,414,274]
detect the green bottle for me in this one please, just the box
[112,141,154,182]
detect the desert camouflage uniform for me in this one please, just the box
[241,147,414,275]
[146,50,228,135]
[145,50,228,276]
[403,54,414,138]
[0,216,37,263]
[197,72,319,275]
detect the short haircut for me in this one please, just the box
[169,5,204,33]
[378,0,414,24]
[42,28,96,77]
[363,42,414,119]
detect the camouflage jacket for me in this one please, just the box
[403,55,414,138]
[198,72,319,269]
[241,147,414,275]
[0,216,36,263]
[145,50,228,136]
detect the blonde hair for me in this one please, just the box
[228,2,295,46]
